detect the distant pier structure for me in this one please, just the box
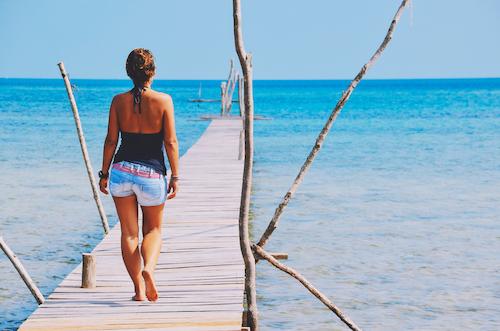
[193,60,269,121]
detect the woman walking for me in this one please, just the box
[98,48,179,302]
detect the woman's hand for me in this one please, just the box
[167,177,178,200]
[99,178,109,195]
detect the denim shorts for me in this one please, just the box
[109,161,167,206]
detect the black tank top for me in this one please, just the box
[113,131,166,175]
[112,86,166,175]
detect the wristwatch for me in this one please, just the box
[98,170,109,179]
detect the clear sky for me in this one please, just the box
[1,0,499,80]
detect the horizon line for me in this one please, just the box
[1,76,500,81]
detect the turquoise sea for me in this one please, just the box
[1,78,499,330]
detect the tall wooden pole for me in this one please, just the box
[57,62,110,235]
[238,76,245,161]
[257,0,410,248]
[238,75,245,118]
[232,0,258,329]
[0,236,45,304]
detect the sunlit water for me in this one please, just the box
[1,78,499,330]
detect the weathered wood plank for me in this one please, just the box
[19,119,245,330]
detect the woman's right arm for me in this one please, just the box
[163,95,179,199]
[99,95,119,194]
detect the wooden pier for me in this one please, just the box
[19,119,247,331]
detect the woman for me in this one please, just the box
[98,48,179,302]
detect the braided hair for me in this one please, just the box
[126,48,156,113]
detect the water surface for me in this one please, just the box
[1,78,499,330]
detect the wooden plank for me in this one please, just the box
[19,119,245,330]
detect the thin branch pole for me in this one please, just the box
[233,0,258,330]
[223,60,234,115]
[0,236,45,304]
[57,62,110,235]
[220,81,227,115]
[257,0,410,248]
[226,70,238,113]
[253,244,362,331]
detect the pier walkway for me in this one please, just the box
[20,119,246,331]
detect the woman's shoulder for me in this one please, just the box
[110,89,172,108]
[111,91,131,104]
[149,90,174,111]
[150,90,172,102]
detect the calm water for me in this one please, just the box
[1,78,499,330]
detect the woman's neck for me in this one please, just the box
[135,81,152,89]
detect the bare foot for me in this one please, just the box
[142,269,158,302]
[132,293,146,301]
[131,279,146,301]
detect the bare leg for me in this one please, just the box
[113,195,145,301]
[141,203,164,302]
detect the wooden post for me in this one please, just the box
[242,310,248,327]
[81,253,96,288]
[256,0,410,249]
[238,75,245,118]
[0,236,45,304]
[238,129,244,160]
[232,0,259,330]
[220,81,227,115]
[57,62,110,235]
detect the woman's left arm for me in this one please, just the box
[99,96,119,194]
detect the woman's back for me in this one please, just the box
[112,88,173,176]
[113,88,171,134]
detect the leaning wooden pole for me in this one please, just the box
[232,0,258,330]
[253,244,361,331]
[220,82,227,115]
[223,60,234,115]
[0,236,45,304]
[257,0,410,248]
[57,62,110,235]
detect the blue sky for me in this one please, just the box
[1,0,499,79]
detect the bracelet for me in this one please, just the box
[98,170,109,179]
[170,175,179,181]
